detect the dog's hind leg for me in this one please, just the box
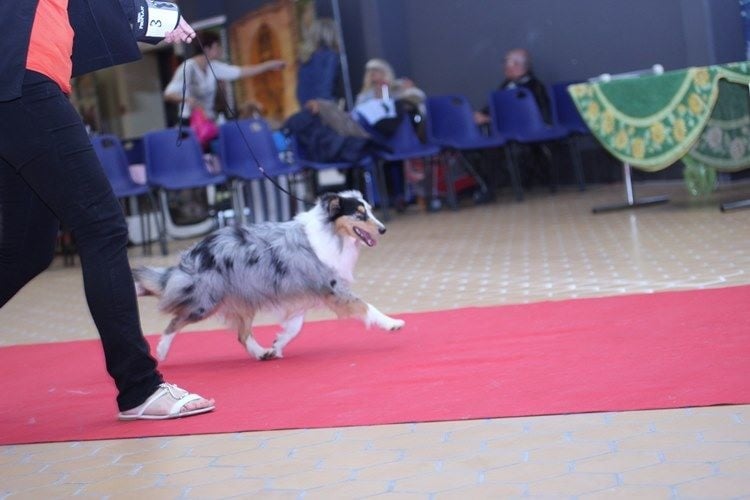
[157,316,189,361]
[157,302,220,361]
[232,313,276,360]
[272,313,305,358]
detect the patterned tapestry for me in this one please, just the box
[229,0,314,123]
[568,62,750,173]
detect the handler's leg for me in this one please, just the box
[0,160,59,306]
[0,71,213,416]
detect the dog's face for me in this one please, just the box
[321,191,386,247]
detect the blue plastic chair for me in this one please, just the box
[358,114,441,213]
[490,87,569,143]
[426,95,522,202]
[490,87,585,191]
[551,82,589,192]
[219,118,302,224]
[144,128,228,190]
[143,128,229,237]
[121,137,145,166]
[426,95,507,150]
[91,134,167,255]
[290,135,383,218]
[551,82,590,135]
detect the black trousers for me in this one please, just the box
[0,71,162,411]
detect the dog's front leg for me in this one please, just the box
[326,292,405,331]
[272,313,305,358]
[363,303,405,331]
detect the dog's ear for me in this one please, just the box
[321,193,342,219]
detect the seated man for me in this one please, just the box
[475,48,552,125]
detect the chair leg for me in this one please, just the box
[143,200,153,256]
[273,176,285,222]
[312,169,320,199]
[285,174,299,216]
[375,160,391,221]
[351,167,362,193]
[298,172,311,213]
[133,195,150,256]
[260,180,273,222]
[423,156,434,211]
[540,144,558,193]
[569,136,586,191]
[505,145,524,202]
[480,149,499,192]
[285,175,297,217]
[457,153,490,196]
[362,168,377,209]
[272,176,289,222]
[149,190,169,256]
[443,154,458,211]
[231,180,247,226]
[225,181,236,226]
[125,196,147,256]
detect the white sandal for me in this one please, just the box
[118,383,215,421]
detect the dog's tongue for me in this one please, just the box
[355,227,377,247]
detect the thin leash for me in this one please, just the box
[176,37,311,206]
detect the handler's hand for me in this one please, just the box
[164,17,196,44]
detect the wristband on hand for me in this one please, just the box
[133,0,181,42]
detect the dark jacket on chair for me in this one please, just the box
[285,110,373,164]
[0,0,156,101]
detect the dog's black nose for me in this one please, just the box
[379,227,387,235]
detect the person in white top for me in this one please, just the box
[164,31,285,121]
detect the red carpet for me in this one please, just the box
[2,286,749,445]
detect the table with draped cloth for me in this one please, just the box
[568,61,750,211]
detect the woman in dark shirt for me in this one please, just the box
[0,0,215,420]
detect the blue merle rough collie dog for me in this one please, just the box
[134,190,405,361]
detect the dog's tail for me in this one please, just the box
[132,266,172,297]
[133,265,208,317]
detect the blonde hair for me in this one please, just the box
[299,18,339,63]
[360,58,395,94]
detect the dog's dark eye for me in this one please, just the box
[356,212,367,221]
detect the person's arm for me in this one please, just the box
[118,0,195,44]
[207,59,286,82]
[474,110,491,125]
[236,60,286,79]
[475,84,503,124]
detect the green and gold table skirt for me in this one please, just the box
[569,61,750,173]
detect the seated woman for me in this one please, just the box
[354,59,428,211]
[356,58,426,124]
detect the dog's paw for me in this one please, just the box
[258,349,280,361]
[381,318,405,331]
